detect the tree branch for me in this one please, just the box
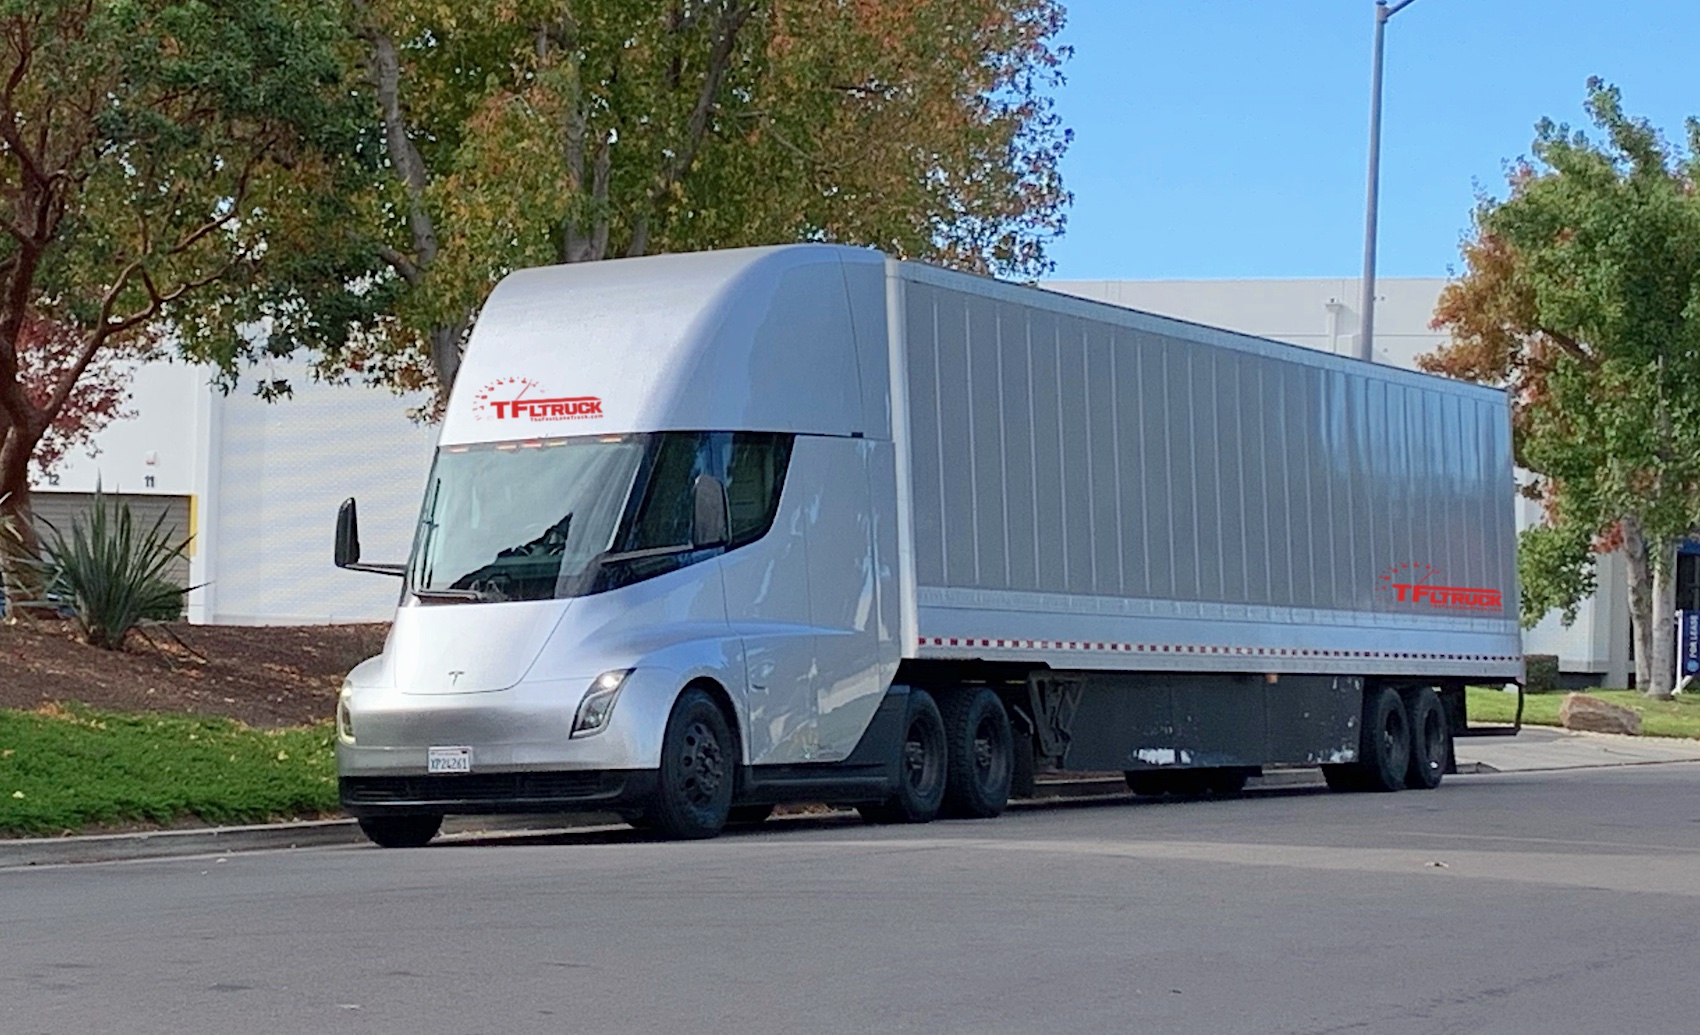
[357,10,438,269]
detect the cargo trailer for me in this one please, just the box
[332,244,1521,846]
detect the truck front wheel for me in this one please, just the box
[357,813,443,848]
[651,688,735,840]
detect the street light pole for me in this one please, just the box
[1357,0,1422,363]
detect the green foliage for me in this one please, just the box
[36,491,193,650]
[1425,81,1700,690]
[328,0,1073,395]
[1517,522,1598,628]
[0,705,337,836]
[1466,687,1700,739]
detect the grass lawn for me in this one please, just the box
[1467,686,1700,740]
[0,704,338,837]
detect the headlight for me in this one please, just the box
[571,670,632,737]
[337,679,355,742]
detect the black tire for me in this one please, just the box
[1204,768,1251,796]
[650,688,735,840]
[1404,687,1449,790]
[1361,685,1412,792]
[939,688,1014,819]
[1009,733,1038,800]
[726,803,776,827]
[859,689,948,824]
[357,814,442,849]
[1321,764,1363,792]
[1165,769,1210,798]
[1124,770,1169,797]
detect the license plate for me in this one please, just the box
[427,746,472,773]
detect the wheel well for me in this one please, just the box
[683,677,741,756]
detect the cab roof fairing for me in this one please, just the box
[437,244,891,447]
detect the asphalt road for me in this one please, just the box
[8,767,1700,1035]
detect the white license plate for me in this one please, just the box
[427,746,473,773]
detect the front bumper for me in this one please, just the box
[340,769,658,817]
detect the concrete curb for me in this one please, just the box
[0,759,1633,869]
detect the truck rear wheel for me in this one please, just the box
[858,689,948,824]
[357,813,443,848]
[1361,685,1412,792]
[939,688,1014,819]
[1404,687,1449,790]
[651,688,735,840]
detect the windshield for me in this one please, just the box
[409,437,644,602]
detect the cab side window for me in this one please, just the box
[623,432,709,550]
[724,433,794,548]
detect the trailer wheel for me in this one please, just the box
[357,813,442,848]
[1124,771,1168,796]
[1205,768,1251,796]
[858,689,948,824]
[1404,687,1449,790]
[1360,685,1412,792]
[650,688,735,840]
[939,688,1014,818]
[1321,765,1363,792]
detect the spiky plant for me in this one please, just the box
[38,490,192,649]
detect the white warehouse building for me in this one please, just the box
[32,272,1627,687]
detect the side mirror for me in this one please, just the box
[336,497,406,577]
[692,474,729,550]
[335,497,361,569]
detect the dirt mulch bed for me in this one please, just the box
[0,620,387,728]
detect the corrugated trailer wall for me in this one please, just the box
[897,263,1522,680]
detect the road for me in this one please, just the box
[7,766,1700,1035]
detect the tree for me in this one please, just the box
[0,0,376,607]
[15,314,149,483]
[334,0,1071,399]
[1423,80,1700,698]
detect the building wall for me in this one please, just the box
[30,357,435,626]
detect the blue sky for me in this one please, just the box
[1047,0,1700,281]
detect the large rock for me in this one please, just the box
[1559,693,1643,736]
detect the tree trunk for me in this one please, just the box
[1623,516,1653,691]
[428,322,465,393]
[1648,539,1677,699]
[0,430,44,610]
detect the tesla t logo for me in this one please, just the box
[448,670,464,686]
[1378,563,1503,612]
[473,377,604,422]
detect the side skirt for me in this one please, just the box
[736,689,907,806]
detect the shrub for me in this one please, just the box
[1524,654,1560,694]
[37,490,193,649]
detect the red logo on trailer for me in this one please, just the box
[1377,563,1502,613]
[472,377,603,422]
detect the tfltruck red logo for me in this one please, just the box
[1377,563,1502,613]
[472,377,603,422]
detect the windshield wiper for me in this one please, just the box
[413,587,495,603]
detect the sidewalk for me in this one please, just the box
[1454,725,1700,773]
[7,727,1700,869]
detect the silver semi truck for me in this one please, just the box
[333,244,1521,846]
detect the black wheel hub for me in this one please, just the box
[677,719,725,806]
